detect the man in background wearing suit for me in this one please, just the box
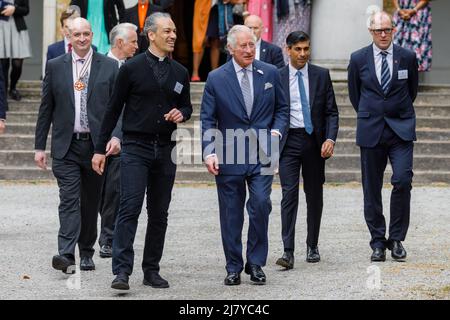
[201,25,289,286]
[244,15,285,69]
[35,18,121,274]
[275,31,339,270]
[0,64,6,134]
[123,0,173,54]
[348,11,418,262]
[46,7,80,62]
[97,22,138,259]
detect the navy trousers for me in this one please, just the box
[360,125,413,250]
[215,171,273,273]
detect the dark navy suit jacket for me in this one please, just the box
[279,63,339,153]
[201,59,289,175]
[347,44,419,148]
[260,40,285,69]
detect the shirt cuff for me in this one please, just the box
[110,136,121,143]
[205,153,217,160]
[271,129,282,139]
[326,138,335,144]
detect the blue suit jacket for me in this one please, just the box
[0,63,6,119]
[46,41,98,63]
[260,40,285,69]
[201,59,289,175]
[348,44,419,147]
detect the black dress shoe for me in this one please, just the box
[52,255,75,274]
[244,263,266,284]
[99,245,113,258]
[9,89,21,101]
[276,251,294,269]
[306,246,320,263]
[390,241,407,261]
[111,273,130,290]
[80,257,95,271]
[371,248,386,262]
[224,272,241,286]
[143,272,169,288]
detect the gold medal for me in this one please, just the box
[74,80,85,91]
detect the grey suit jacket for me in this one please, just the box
[35,52,120,159]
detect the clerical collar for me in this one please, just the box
[147,49,168,62]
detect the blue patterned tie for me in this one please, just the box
[380,51,391,94]
[297,71,313,134]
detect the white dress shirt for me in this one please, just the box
[373,42,393,86]
[255,39,261,61]
[72,48,93,133]
[64,37,71,53]
[288,62,310,129]
[107,50,125,68]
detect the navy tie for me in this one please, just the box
[380,51,391,94]
[297,71,313,134]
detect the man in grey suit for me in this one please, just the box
[34,18,121,273]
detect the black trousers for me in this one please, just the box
[98,155,121,247]
[52,138,104,260]
[112,139,176,277]
[360,125,413,250]
[279,129,325,251]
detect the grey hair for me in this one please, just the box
[369,11,394,29]
[227,25,256,49]
[143,12,172,35]
[110,23,138,46]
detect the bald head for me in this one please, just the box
[244,15,263,41]
[69,17,93,57]
[369,11,395,50]
[369,11,393,30]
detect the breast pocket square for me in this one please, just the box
[264,82,273,90]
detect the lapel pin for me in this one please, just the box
[257,69,264,74]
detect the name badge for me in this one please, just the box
[174,82,183,94]
[398,70,408,80]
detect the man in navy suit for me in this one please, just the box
[347,11,418,262]
[0,63,6,134]
[276,31,339,270]
[46,7,80,62]
[201,25,289,286]
[244,15,285,69]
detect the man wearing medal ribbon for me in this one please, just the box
[35,17,122,274]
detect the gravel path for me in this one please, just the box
[0,182,449,300]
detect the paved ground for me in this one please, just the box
[0,181,449,300]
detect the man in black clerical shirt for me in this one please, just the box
[92,12,192,291]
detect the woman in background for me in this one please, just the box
[272,0,311,63]
[0,0,32,101]
[393,0,432,71]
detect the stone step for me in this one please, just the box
[0,135,50,150]
[1,165,449,184]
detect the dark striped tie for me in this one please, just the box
[380,51,391,94]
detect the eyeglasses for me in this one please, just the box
[371,28,393,35]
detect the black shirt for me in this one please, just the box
[95,51,192,154]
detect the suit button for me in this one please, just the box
[158,104,162,108]
[157,120,161,124]
[384,97,387,101]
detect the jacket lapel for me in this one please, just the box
[308,64,317,110]
[251,62,265,119]
[388,45,402,94]
[87,52,100,102]
[366,45,384,96]
[260,41,267,62]
[223,60,249,120]
[63,53,75,108]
